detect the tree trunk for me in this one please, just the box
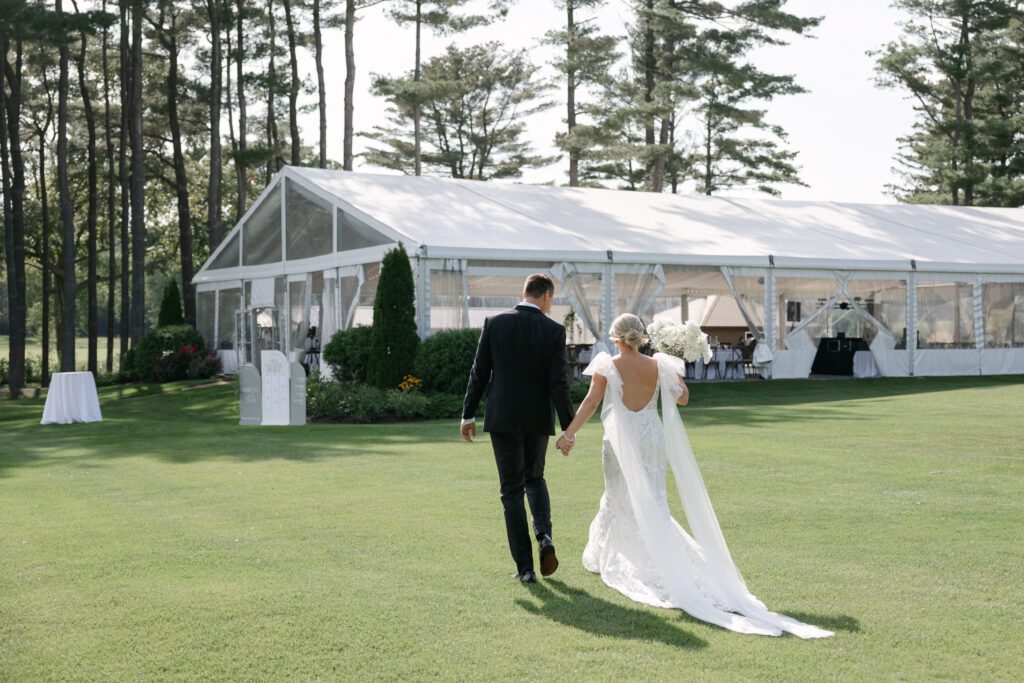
[39,122,52,386]
[266,0,278,182]
[343,0,354,171]
[129,0,146,346]
[642,0,656,186]
[703,111,713,195]
[960,7,975,207]
[58,0,78,370]
[313,0,326,168]
[208,0,223,249]
[0,39,18,395]
[2,39,27,393]
[77,29,99,376]
[413,0,422,176]
[166,19,195,326]
[118,0,130,365]
[566,0,578,187]
[283,0,300,166]
[102,0,116,373]
[235,0,248,215]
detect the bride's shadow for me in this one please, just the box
[515,579,707,649]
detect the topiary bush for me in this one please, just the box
[133,325,206,382]
[415,328,482,395]
[322,325,374,382]
[367,244,419,389]
[157,279,185,327]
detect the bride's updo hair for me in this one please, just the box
[610,313,647,349]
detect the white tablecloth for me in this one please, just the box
[690,349,744,380]
[852,351,879,378]
[40,372,103,424]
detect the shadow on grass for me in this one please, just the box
[515,579,707,649]
[0,381,468,476]
[782,611,862,633]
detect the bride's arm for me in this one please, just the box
[560,374,607,447]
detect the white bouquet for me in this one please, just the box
[646,319,712,364]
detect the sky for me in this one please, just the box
[301,0,918,204]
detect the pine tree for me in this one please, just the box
[874,0,1024,206]
[367,244,419,390]
[365,43,554,179]
[157,279,185,328]
[543,0,620,187]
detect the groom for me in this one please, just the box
[461,274,575,583]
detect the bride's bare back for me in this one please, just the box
[612,352,660,411]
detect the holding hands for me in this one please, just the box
[556,432,575,456]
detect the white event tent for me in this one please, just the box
[192,166,1024,379]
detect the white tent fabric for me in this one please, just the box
[286,167,1024,270]
[193,167,1024,379]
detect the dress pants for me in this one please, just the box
[489,431,552,574]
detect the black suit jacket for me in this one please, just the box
[462,305,575,435]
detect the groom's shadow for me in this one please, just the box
[516,579,707,649]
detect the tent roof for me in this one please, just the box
[291,167,1024,271]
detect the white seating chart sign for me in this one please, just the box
[261,350,291,426]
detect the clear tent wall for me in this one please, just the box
[420,259,1024,379]
[192,169,1024,380]
[193,172,391,375]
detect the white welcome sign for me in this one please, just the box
[261,350,291,426]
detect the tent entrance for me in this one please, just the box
[236,306,284,374]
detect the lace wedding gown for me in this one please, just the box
[581,352,832,638]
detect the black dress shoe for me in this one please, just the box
[539,535,558,577]
[512,569,537,583]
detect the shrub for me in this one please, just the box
[306,377,349,419]
[133,325,206,382]
[122,349,138,381]
[424,392,469,420]
[306,379,390,423]
[570,376,591,403]
[387,390,431,420]
[0,356,43,386]
[322,325,374,382]
[367,244,419,389]
[307,378,446,423]
[187,347,222,380]
[157,279,185,327]
[415,328,481,395]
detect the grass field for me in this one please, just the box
[1,335,124,374]
[1,376,1022,680]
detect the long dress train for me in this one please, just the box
[581,351,832,638]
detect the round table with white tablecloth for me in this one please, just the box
[40,372,103,424]
[689,348,743,380]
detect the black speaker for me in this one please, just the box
[786,301,801,322]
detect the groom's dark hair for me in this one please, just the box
[523,273,555,299]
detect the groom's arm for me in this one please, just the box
[462,318,493,422]
[548,326,575,431]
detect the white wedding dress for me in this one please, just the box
[581,351,832,638]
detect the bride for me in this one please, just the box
[554,314,832,638]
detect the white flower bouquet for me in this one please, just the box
[646,319,712,364]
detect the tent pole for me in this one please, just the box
[766,267,776,379]
[415,251,429,339]
[974,274,984,373]
[907,268,917,377]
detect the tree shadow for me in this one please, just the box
[782,611,862,633]
[515,578,707,649]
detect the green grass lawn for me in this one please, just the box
[1,376,1022,680]
[1,335,124,374]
